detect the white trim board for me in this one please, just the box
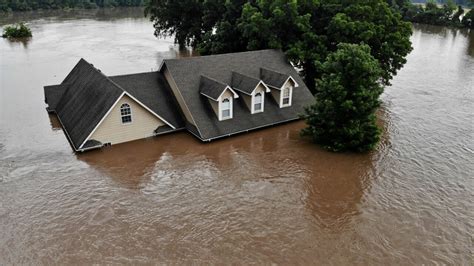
[78,92,176,150]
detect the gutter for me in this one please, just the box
[50,109,81,152]
[200,117,302,142]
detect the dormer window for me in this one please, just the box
[199,75,239,121]
[260,68,298,108]
[282,86,291,106]
[253,92,263,113]
[120,103,132,124]
[221,98,232,119]
[231,71,270,114]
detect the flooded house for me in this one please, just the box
[44,49,313,152]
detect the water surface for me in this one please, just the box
[1,9,473,264]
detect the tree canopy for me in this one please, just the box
[146,0,413,152]
[388,0,473,28]
[147,0,412,94]
[302,43,384,152]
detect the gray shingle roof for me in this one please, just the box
[231,71,261,95]
[199,75,229,101]
[260,67,290,89]
[109,72,185,129]
[45,60,186,151]
[162,49,314,141]
[44,84,69,112]
[53,59,124,150]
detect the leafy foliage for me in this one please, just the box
[2,22,32,38]
[302,43,384,152]
[461,8,474,28]
[145,0,413,152]
[195,0,412,93]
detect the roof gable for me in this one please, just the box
[199,75,238,101]
[54,59,124,150]
[231,72,260,95]
[260,67,295,89]
[109,72,185,129]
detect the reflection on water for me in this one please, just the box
[3,37,32,48]
[0,8,473,264]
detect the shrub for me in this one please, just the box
[2,22,32,38]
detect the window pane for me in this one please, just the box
[122,115,132,123]
[283,97,290,105]
[222,109,230,118]
[120,103,132,124]
[283,88,290,97]
[222,99,230,109]
[255,93,262,104]
[255,103,262,111]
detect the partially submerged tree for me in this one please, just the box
[145,0,412,152]
[302,43,384,152]
[2,22,32,38]
[462,9,474,28]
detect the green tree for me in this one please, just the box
[302,43,383,152]
[209,0,412,92]
[146,0,412,151]
[145,0,224,47]
[461,8,474,28]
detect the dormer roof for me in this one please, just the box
[199,75,238,101]
[260,67,298,89]
[161,49,313,141]
[231,71,270,95]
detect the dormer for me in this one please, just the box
[231,72,270,114]
[260,68,299,108]
[199,75,239,121]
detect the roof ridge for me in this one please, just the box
[108,71,158,78]
[200,74,229,86]
[260,66,287,75]
[231,71,260,81]
[87,62,127,93]
[164,49,281,62]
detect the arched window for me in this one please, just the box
[254,92,263,112]
[120,103,132,124]
[221,98,231,119]
[282,86,291,106]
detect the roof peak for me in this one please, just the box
[164,49,282,63]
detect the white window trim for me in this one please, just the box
[280,85,292,108]
[251,91,264,114]
[219,97,233,120]
[120,103,133,125]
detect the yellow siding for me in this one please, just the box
[209,99,219,118]
[219,89,234,101]
[89,95,164,145]
[271,89,281,105]
[163,66,196,126]
[283,79,295,90]
[242,94,252,111]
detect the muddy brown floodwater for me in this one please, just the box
[1,8,473,264]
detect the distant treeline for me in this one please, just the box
[411,0,472,6]
[0,0,145,12]
[389,0,474,28]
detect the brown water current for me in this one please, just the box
[0,8,473,264]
